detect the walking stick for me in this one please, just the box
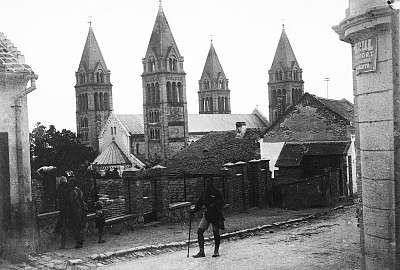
[187,212,192,258]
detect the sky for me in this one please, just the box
[1,0,352,132]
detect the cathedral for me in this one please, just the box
[76,4,308,164]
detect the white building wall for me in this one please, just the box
[99,116,130,156]
[259,141,285,177]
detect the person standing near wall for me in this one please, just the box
[191,178,225,258]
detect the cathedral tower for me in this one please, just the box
[142,5,188,161]
[268,27,303,122]
[75,26,113,152]
[198,42,231,114]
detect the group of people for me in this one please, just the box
[38,167,226,256]
[37,168,106,249]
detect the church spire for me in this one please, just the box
[270,28,299,70]
[78,26,108,72]
[145,5,181,59]
[201,42,226,82]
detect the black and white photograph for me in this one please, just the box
[0,0,396,269]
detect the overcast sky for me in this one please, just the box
[1,0,352,132]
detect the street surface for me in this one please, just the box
[103,206,360,270]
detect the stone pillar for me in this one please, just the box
[151,166,169,221]
[0,38,38,256]
[334,3,400,268]
[235,161,248,212]
[122,170,144,225]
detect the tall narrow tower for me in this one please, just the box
[142,5,188,161]
[75,26,113,152]
[198,42,231,114]
[268,27,303,122]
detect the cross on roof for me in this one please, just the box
[88,16,93,27]
[210,34,214,44]
[159,0,162,7]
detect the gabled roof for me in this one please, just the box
[93,141,131,167]
[117,114,144,135]
[264,93,353,143]
[109,113,269,136]
[315,96,354,122]
[0,32,34,73]
[145,6,180,58]
[165,128,266,174]
[78,27,108,72]
[200,43,226,82]
[270,29,299,70]
[275,141,350,167]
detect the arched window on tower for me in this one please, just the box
[94,93,99,111]
[210,97,213,112]
[275,71,279,81]
[177,82,183,103]
[136,143,140,155]
[172,82,177,103]
[78,95,81,112]
[150,83,155,104]
[100,72,104,83]
[218,97,222,112]
[272,90,277,106]
[155,83,160,104]
[99,93,104,110]
[282,89,287,109]
[96,72,100,83]
[172,59,177,71]
[104,93,109,110]
[146,84,151,104]
[167,82,172,103]
[169,58,173,71]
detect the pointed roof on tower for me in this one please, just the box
[145,6,180,58]
[270,27,299,70]
[78,26,108,71]
[201,43,226,82]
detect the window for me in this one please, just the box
[146,84,151,104]
[104,93,109,110]
[136,143,140,155]
[149,128,160,140]
[167,82,172,103]
[114,127,117,135]
[155,83,160,104]
[177,82,183,103]
[99,92,104,110]
[172,82,177,103]
[94,93,99,111]
[111,126,113,135]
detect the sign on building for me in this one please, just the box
[353,37,377,74]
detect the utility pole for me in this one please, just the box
[324,77,330,98]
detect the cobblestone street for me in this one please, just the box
[103,206,360,270]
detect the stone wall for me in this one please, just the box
[123,160,271,223]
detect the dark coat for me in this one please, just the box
[194,187,225,229]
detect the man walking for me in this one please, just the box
[191,178,225,258]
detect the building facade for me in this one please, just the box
[75,26,113,152]
[268,27,304,122]
[198,43,231,114]
[142,5,189,161]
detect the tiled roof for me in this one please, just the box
[270,29,299,70]
[275,141,350,167]
[115,113,268,135]
[200,43,226,82]
[0,32,33,73]
[93,141,131,167]
[188,114,268,133]
[79,27,108,71]
[264,93,352,143]
[315,96,354,122]
[165,128,266,175]
[117,114,144,135]
[146,6,180,58]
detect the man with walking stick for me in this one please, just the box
[190,177,225,258]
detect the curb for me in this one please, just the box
[88,205,347,262]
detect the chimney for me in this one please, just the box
[236,122,247,138]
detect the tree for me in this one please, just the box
[30,122,96,175]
